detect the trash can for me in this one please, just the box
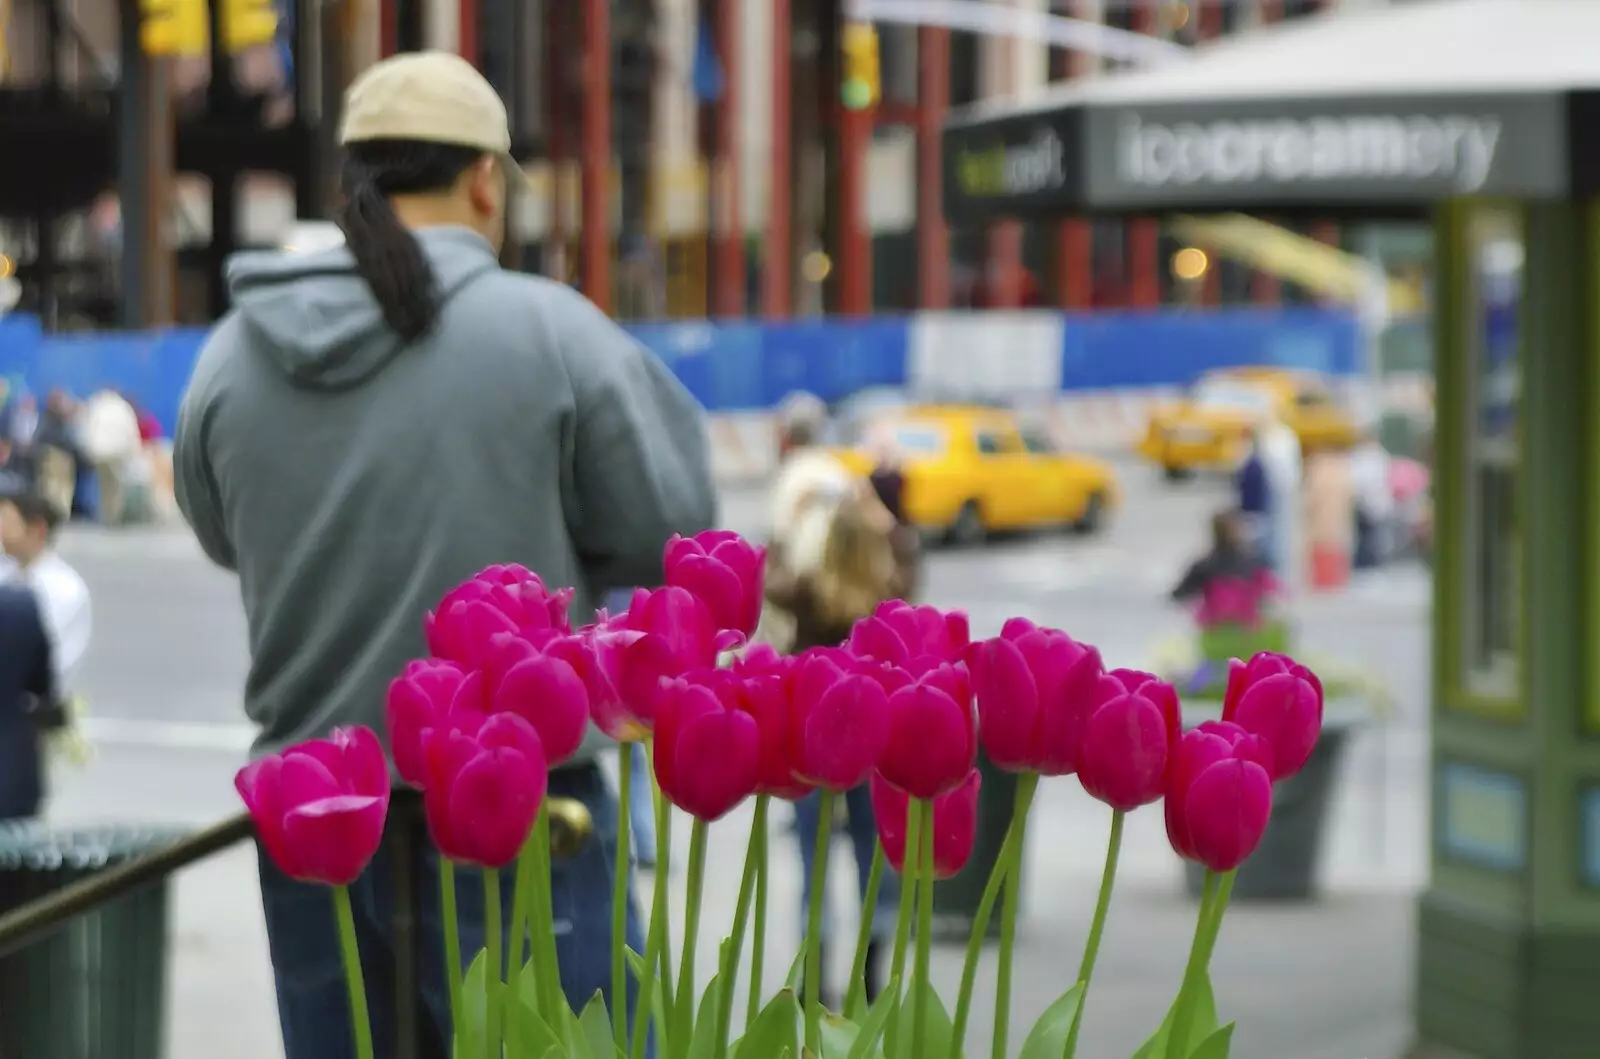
[931,750,1022,942]
[0,823,189,1059]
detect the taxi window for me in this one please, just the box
[1021,430,1054,454]
[890,424,948,455]
[1296,388,1334,409]
[976,432,1004,455]
[1193,379,1275,414]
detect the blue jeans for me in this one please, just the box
[258,764,652,1059]
[628,742,658,863]
[793,785,899,943]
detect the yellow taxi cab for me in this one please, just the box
[1138,367,1360,479]
[829,405,1119,545]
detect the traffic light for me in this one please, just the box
[139,0,209,57]
[841,21,880,111]
[220,0,279,51]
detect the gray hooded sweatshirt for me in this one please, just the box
[174,227,717,763]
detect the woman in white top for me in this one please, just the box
[0,491,91,692]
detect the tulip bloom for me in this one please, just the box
[968,618,1107,775]
[732,646,812,800]
[848,600,971,666]
[421,712,549,868]
[386,659,486,787]
[1165,721,1273,872]
[425,569,574,668]
[876,661,978,800]
[236,726,391,886]
[488,643,592,767]
[653,670,763,821]
[1077,669,1182,812]
[664,530,766,639]
[870,768,981,879]
[788,648,892,792]
[1222,651,1325,781]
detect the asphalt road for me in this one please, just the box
[39,460,1429,1059]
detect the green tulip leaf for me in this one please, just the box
[573,990,617,1059]
[1185,1023,1235,1059]
[1129,973,1220,1059]
[890,975,955,1059]
[844,978,899,1059]
[453,950,489,1059]
[510,984,565,1058]
[685,970,725,1059]
[785,945,810,992]
[817,1012,861,1058]
[734,988,801,1059]
[1016,982,1086,1059]
[625,946,673,1056]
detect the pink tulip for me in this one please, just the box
[1221,651,1324,781]
[664,530,766,638]
[870,768,981,879]
[421,712,548,868]
[732,646,813,800]
[788,648,893,792]
[425,569,574,669]
[582,586,746,740]
[386,659,487,787]
[236,726,391,886]
[653,669,762,821]
[968,618,1107,775]
[489,644,592,768]
[848,600,971,666]
[1077,669,1181,812]
[876,660,978,800]
[1165,721,1273,872]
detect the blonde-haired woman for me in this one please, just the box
[765,475,918,1010]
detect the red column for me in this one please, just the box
[987,16,1024,308]
[580,0,610,311]
[1309,0,1341,282]
[916,25,950,310]
[379,0,397,55]
[835,19,871,315]
[1054,1,1093,310]
[1251,0,1282,306]
[713,0,744,316]
[1125,0,1160,308]
[764,0,792,317]
[457,0,477,66]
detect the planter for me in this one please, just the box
[1180,699,1364,902]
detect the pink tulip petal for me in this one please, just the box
[848,616,912,666]
[869,773,911,873]
[670,709,762,821]
[971,638,1042,772]
[476,712,548,769]
[930,769,982,879]
[281,794,389,885]
[669,554,747,635]
[1228,674,1322,781]
[277,753,343,804]
[420,729,482,854]
[653,682,720,800]
[494,654,591,766]
[879,684,975,800]
[1183,758,1273,872]
[800,674,891,791]
[236,756,295,875]
[1221,658,1250,721]
[1078,696,1172,812]
[1164,729,1236,861]
[446,748,546,867]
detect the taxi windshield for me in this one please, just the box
[891,423,949,455]
[1192,379,1275,414]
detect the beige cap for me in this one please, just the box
[339,51,529,184]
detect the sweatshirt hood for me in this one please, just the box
[224,226,501,390]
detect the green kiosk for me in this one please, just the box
[941,1,1600,1056]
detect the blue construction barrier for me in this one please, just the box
[0,308,1363,436]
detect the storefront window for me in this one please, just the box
[1463,207,1522,696]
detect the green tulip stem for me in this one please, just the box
[612,746,635,1049]
[632,772,674,1059]
[333,884,374,1059]
[531,809,564,1023]
[674,819,711,1055]
[843,842,888,1021]
[745,806,769,1027]
[882,797,925,1058]
[711,796,769,1059]
[1063,808,1125,1059]
[506,842,530,1059]
[439,863,465,1042]
[911,803,936,1059]
[991,774,1039,1059]
[803,788,838,1054]
[1165,868,1234,1059]
[482,868,503,1059]
[949,771,1038,1057]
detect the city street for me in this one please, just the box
[42,460,1427,1059]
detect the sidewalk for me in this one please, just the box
[159,772,1416,1059]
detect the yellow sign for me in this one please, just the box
[140,0,209,56]
[221,0,278,52]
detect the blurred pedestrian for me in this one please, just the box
[33,389,83,519]
[1304,448,1355,590]
[79,389,142,526]
[173,50,712,1059]
[1349,429,1393,569]
[0,491,91,693]
[764,483,910,1011]
[1235,428,1272,558]
[1257,411,1304,594]
[1170,509,1270,607]
[0,584,53,821]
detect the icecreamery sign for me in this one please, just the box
[1114,112,1504,193]
[952,128,1069,199]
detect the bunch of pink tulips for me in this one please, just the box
[236,529,1324,1059]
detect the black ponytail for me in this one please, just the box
[335,139,483,343]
